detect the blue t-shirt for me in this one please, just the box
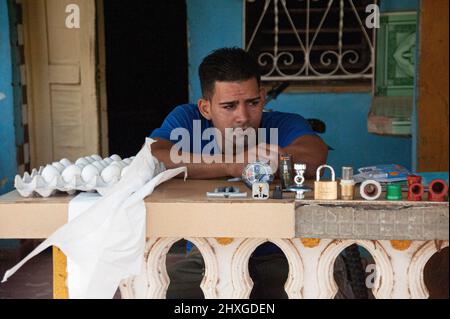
[150,103,315,149]
[150,104,316,256]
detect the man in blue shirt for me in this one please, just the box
[150,48,327,180]
[150,47,328,299]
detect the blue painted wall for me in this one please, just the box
[0,0,17,195]
[187,0,418,175]
[380,0,419,12]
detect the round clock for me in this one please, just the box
[241,160,274,189]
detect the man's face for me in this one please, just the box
[198,78,265,147]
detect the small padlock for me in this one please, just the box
[314,165,338,200]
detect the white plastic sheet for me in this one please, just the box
[2,138,187,298]
[67,192,101,297]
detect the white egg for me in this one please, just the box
[61,164,82,183]
[59,158,72,167]
[123,158,132,165]
[101,164,121,183]
[75,158,89,167]
[92,161,105,172]
[84,156,95,163]
[51,162,65,173]
[120,165,130,178]
[110,161,122,168]
[81,164,100,182]
[100,159,110,168]
[90,154,102,162]
[116,161,127,168]
[42,165,60,183]
[103,158,113,164]
[110,154,121,161]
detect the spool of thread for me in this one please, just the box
[360,180,382,201]
[386,184,402,201]
[408,182,424,201]
[428,179,448,202]
[340,166,355,200]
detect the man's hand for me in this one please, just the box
[226,143,280,177]
[281,135,328,179]
[150,134,327,180]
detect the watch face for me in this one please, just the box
[242,161,274,188]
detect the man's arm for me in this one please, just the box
[150,138,243,179]
[150,135,326,180]
[280,135,328,179]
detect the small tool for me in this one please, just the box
[284,163,311,200]
[206,186,247,198]
[252,182,270,200]
[272,185,283,199]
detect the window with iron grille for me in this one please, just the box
[244,0,377,91]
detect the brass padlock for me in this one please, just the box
[314,165,338,200]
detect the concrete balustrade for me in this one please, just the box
[0,179,448,299]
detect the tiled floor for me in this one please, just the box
[0,241,186,299]
[0,247,53,299]
[0,244,121,299]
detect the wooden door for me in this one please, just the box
[22,0,99,167]
[416,0,449,172]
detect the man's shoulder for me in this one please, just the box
[171,103,201,118]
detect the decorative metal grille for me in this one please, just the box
[244,0,376,82]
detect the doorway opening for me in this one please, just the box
[100,0,188,158]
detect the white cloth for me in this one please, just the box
[2,138,187,298]
[67,192,101,297]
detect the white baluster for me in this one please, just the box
[204,238,245,298]
[317,240,394,299]
[185,237,220,299]
[145,237,181,299]
[271,239,304,299]
[231,238,265,298]
[408,240,449,299]
[230,238,304,299]
[292,238,331,299]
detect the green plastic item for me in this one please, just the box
[386,184,403,200]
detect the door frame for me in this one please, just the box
[95,0,109,158]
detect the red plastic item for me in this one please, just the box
[407,175,422,187]
[428,179,449,202]
[408,182,424,201]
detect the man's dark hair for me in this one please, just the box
[199,47,261,99]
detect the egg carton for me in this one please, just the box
[14,154,136,197]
